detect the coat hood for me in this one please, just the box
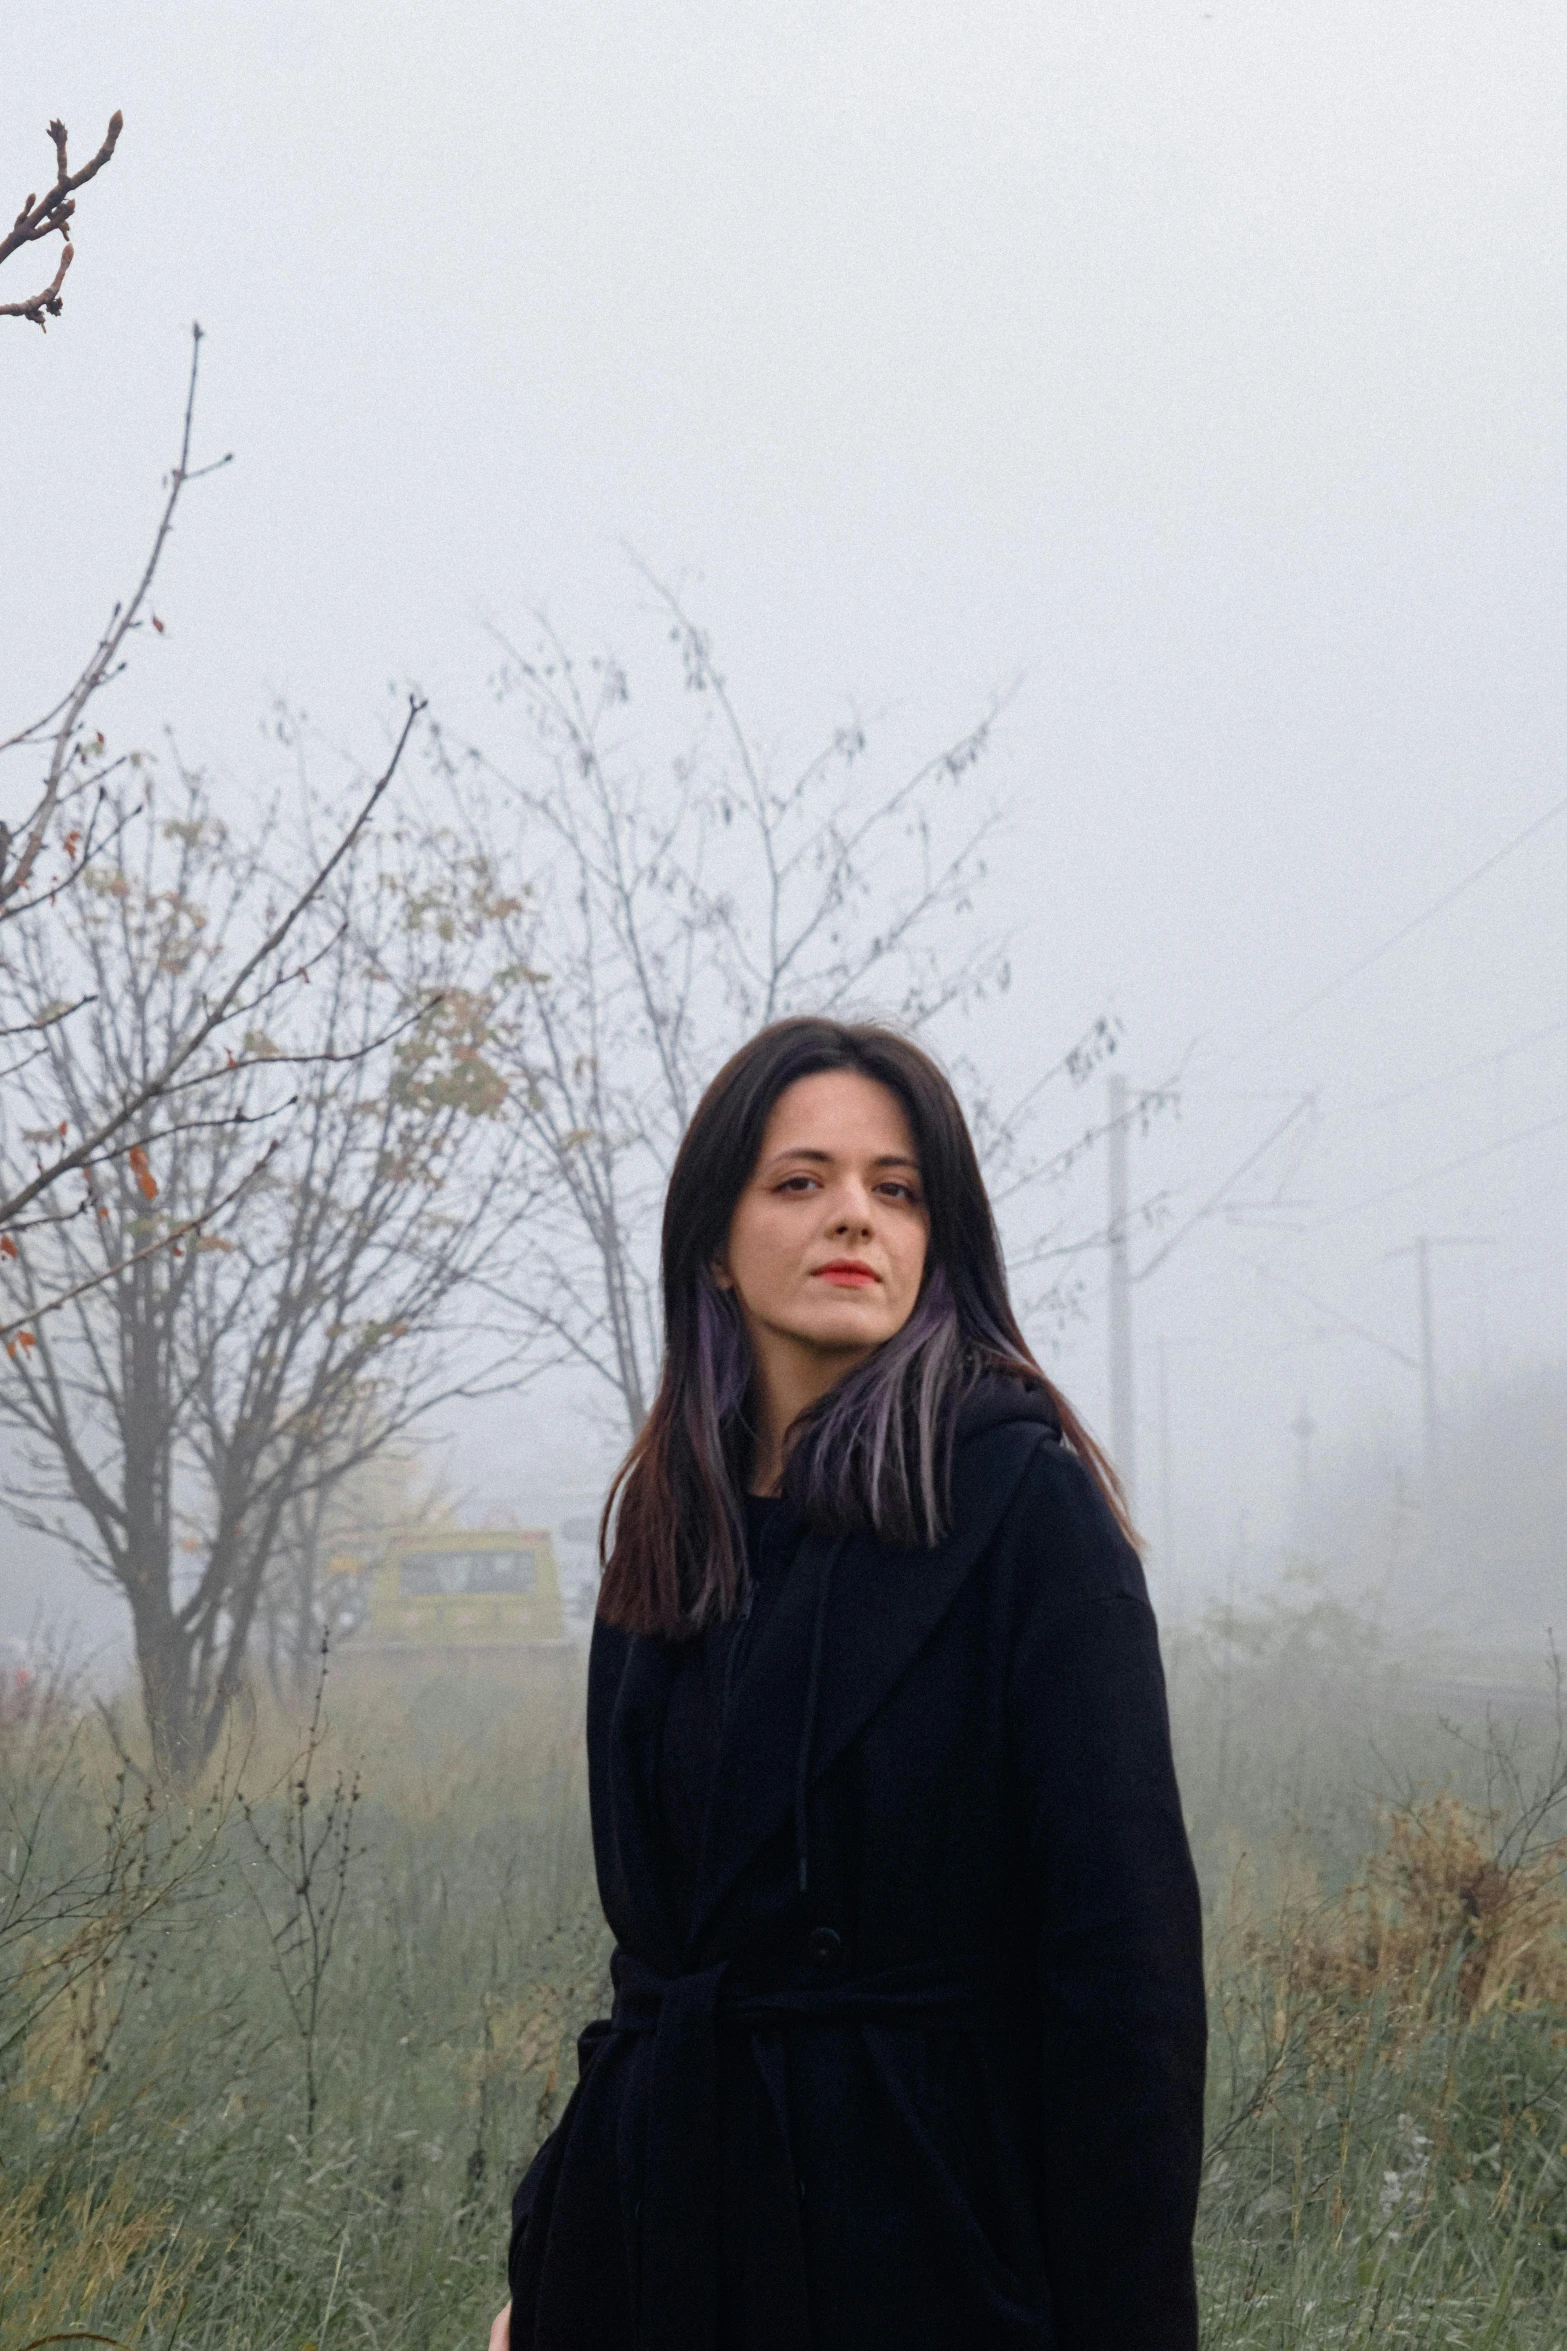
[953,1368,1061,1451]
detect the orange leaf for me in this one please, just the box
[128,1144,159,1202]
[152,614,166,634]
[0,1236,16,1260]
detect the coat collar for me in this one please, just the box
[686,1414,1053,1946]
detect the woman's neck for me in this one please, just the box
[745,1332,865,1494]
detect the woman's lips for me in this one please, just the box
[814,1262,878,1288]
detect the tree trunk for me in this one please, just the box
[130,1594,200,1784]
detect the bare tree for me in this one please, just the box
[0,770,522,1778]
[1,112,123,330]
[429,573,1106,1438]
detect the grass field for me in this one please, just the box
[2,1598,1564,2350]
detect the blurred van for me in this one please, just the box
[324,1528,566,1656]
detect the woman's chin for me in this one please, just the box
[794,1311,896,1360]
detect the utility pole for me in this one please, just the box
[1157,1337,1173,1558]
[1107,1073,1136,1514]
[1101,1079,1313,1540]
[1386,1233,1490,1554]
[1290,1400,1317,1529]
[1105,1085,1315,1526]
[1414,1235,1438,1500]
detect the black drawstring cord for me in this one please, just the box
[794,1538,843,1896]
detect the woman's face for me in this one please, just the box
[715,1069,930,1372]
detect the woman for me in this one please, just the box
[491,1018,1206,2351]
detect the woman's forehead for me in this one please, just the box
[758,1069,917,1160]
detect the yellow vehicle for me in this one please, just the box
[327,1527,566,1655]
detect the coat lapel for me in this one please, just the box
[688,1419,1050,1945]
[603,1630,688,1967]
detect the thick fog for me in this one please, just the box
[4,3,1565,1664]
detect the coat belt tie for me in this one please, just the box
[608,1945,1029,2351]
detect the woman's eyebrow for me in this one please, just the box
[760,1146,921,1172]
[760,1145,832,1171]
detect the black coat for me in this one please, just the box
[509,1383,1207,2350]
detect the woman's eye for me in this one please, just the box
[778,1174,819,1194]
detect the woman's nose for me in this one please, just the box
[829,1185,875,1234]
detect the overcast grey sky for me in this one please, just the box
[4,3,1565,1652]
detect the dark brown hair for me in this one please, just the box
[598,1017,1130,1638]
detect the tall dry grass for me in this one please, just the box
[0,1617,1562,2348]
[1181,1607,1567,2347]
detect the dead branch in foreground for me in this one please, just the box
[0,112,123,329]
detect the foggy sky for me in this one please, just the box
[4,3,1565,1656]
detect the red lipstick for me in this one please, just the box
[814,1260,878,1288]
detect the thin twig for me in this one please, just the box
[0,1140,282,1346]
[0,319,222,916]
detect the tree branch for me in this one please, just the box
[0,695,425,1231]
[0,111,123,329]
[1,1141,282,1347]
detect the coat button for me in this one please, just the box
[805,1926,843,1969]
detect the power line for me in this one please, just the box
[1317,1105,1567,1225]
[1135,1095,1316,1281]
[1337,1013,1567,1123]
[1254,1265,1420,1370]
[1216,782,1567,1071]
